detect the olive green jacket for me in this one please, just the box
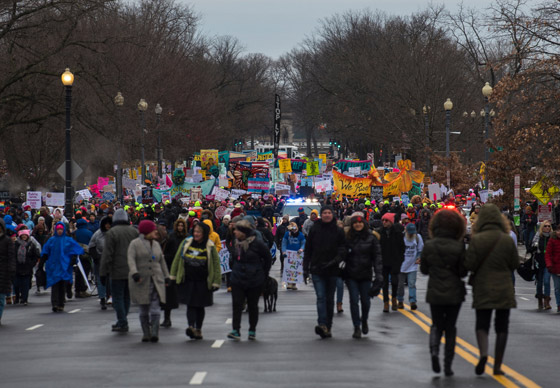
[169,237,221,290]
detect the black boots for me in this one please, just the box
[150,320,160,342]
[161,309,172,328]
[475,329,489,375]
[140,316,151,342]
[429,326,442,373]
[444,328,456,376]
[493,332,508,375]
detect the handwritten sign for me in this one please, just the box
[332,170,371,197]
[45,192,65,207]
[26,191,42,209]
[219,241,231,274]
[282,250,304,284]
[306,161,320,176]
[278,159,292,174]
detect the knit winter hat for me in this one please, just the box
[235,219,254,235]
[18,229,30,237]
[350,212,365,224]
[138,220,156,235]
[320,205,334,215]
[381,213,395,223]
[310,209,319,217]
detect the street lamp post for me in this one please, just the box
[61,68,74,219]
[138,99,148,183]
[444,98,453,188]
[423,105,430,174]
[114,92,124,203]
[482,82,493,189]
[155,103,163,180]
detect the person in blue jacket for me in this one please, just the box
[40,222,84,312]
[282,222,305,290]
[73,218,93,297]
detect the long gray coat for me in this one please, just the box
[127,235,169,305]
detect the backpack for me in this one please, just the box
[517,253,536,282]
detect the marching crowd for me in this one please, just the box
[1,192,559,378]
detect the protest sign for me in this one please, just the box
[275,184,290,196]
[306,161,320,176]
[26,191,42,209]
[370,186,383,203]
[428,183,441,201]
[212,187,230,201]
[319,154,327,165]
[332,170,371,197]
[219,240,231,274]
[538,204,553,223]
[76,189,92,200]
[191,187,202,202]
[282,250,304,284]
[278,159,292,174]
[215,206,227,219]
[247,178,270,193]
[230,189,247,199]
[201,149,219,170]
[45,192,65,207]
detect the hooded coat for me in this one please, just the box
[100,209,138,280]
[74,218,93,246]
[203,219,222,253]
[88,217,112,263]
[41,222,84,288]
[465,204,519,309]
[0,218,16,294]
[303,210,346,277]
[23,211,35,231]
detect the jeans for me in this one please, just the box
[14,275,31,303]
[0,293,5,319]
[231,285,262,332]
[336,277,344,304]
[93,261,107,299]
[536,266,551,298]
[346,279,371,327]
[382,266,399,302]
[312,275,338,328]
[111,279,130,328]
[397,271,417,303]
[550,273,560,307]
[524,229,535,251]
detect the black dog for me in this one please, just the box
[263,276,278,312]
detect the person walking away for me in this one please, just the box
[303,205,346,339]
[281,222,305,290]
[227,219,272,341]
[378,213,405,312]
[420,210,467,376]
[522,206,538,251]
[275,215,290,273]
[465,204,519,376]
[161,219,188,327]
[545,225,560,312]
[13,230,40,305]
[170,222,220,340]
[397,223,423,310]
[100,209,138,332]
[302,210,318,237]
[531,221,552,310]
[128,220,170,342]
[0,219,16,324]
[343,213,383,339]
[40,222,84,312]
[89,217,112,310]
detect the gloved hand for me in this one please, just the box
[100,276,107,287]
[211,286,220,292]
[303,271,309,285]
[368,278,383,298]
[132,273,141,283]
[164,277,170,287]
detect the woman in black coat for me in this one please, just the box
[227,219,272,341]
[420,209,467,377]
[161,218,188,327]
[0,218,16,322]
[13,230,40,305]
[344,213,383,339]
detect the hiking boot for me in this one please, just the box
[141,323,151,342]
[410,302,417,310]
[537,297,543,310]
[392,297,398,311]
[150,321,159,342]
[77,291,91,298]
[315,325,328,339]
[383,302,389,313]
[398,301,404,309]
[352,327,362,339]
[362,320,369,335]
[194,329,203,340]
[186,326,196,339]
[325,328,332,338]
[227,330,241,341]
[337,302,344,313]
[112,325,129,333]
[544,296,552,310]
[248,331,256,341]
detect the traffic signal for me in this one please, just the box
[329,138,332,145]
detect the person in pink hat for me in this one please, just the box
[14,229,40,305]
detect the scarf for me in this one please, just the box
[17,238,30,264]
[235,235,255,255]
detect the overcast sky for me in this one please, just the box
[183,0,492,59]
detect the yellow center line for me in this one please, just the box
[377,295,541,388]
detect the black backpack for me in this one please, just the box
[517,253,536,282]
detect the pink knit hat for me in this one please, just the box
[18,229,30,237]
[381,213,395,223]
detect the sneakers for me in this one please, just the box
[398,301,404,309]
[227,330,241,341]
[107,297,113,305]
[392,297,398,311]
[383,302,389,313]
[248,331,256,341]
[315,325,328,339]
[337,302,344,313]
[186,326,196,339]
[410,302,418,310]
[352,327,362,339]
[112,325,129,332]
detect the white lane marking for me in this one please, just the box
[225,318,232,324]
[68,309,81,314]
[211,340,224,348]
[26,324,44,331]
[189,371,207,385]
[519,297,529,301]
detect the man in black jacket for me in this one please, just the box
[276,215,289,271]
[303,205,346,338]
[0,218,16,324]
[378,213,405,313]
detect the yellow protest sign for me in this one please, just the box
[319,154,327,164]
[201,170,207,180]
[333,170,371,197]
[383,159,425,193]
[530,178,560,204]
[278,159,292,174]
[200,149,218,169]
[383,179,401,197]
[307,161,320,176]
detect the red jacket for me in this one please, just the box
[545,237,560,274]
